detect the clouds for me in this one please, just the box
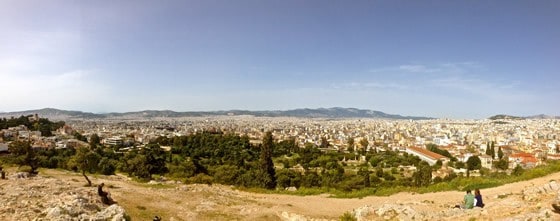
[0,1,558,118]
[398,65,442,73]
[0,2,108,112]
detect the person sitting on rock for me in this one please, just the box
[474,189,485,208]
[98,183,114,205]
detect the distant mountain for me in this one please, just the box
[489,114,525,120]
[0,108,100,120]
[489,114,560,120]
[0,107,433,120]
[525,114,560,119]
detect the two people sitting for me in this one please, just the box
[457,189,485,209]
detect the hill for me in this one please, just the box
[489,114,525,120]
[2,168,560,220]
[0,107,433,120]
[489,114,560,120]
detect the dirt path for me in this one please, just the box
[40,169,560,220]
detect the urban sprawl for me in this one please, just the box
[2,114,559,178]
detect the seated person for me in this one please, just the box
[98,183,114,204]
[475,189,485,208]
[457,190,475,209]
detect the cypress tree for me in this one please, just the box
[498,147,504,159]
[260,131,276,189]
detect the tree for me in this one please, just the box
[490,143,496,159]
[512,164,524,176]
[359,138,369,153]
[89,134,101,148]
[413,161,432,187]
[455,161,466,169]
[68,147,101,186]
[498,147,504,159]
[301,171,320,188]
[495,158,509,170]
[485,142,492,156]
[322,162,344,187]
[466,156,482,171]
[433,160,443,170]
[8,140,39,174]
[259,131,276,189]
[168,156,197,179]
[73,131,88,142]
[347,138,355,153]
[212,165,242,185]
[375,166,383,177]
[275,169,301,189]
[357,166,370,187]
[143,144,168,176]
[320,137,329,149]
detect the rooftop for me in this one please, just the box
[407,146,448,160]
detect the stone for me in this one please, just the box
[92,204,128,221]
[550,181,559,191]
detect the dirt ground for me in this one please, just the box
[33,169,560,220]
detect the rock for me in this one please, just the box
[45,206,65,217]
[11,172,30,179]
[280,211,308,221]
[286,186,297,192]
[92,204,128,221]
[353,205,373,221]
[373,204,417,220]
[0,174,129,221]
[550,181,559,191]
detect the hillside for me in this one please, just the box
[489,114,560,120]
[0,107,432,120]
[2,168,560,220]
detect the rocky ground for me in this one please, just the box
[0,171,128,221]
[1,168,560,220]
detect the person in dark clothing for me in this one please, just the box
[475,189,485,208]
[98,183,108,197]
[98,183,113,205]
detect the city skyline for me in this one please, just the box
[1,0,559,119]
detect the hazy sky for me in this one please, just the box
[1,0,559,119]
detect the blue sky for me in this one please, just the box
[1,0,559,119]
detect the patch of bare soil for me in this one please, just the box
[4,168,560,220]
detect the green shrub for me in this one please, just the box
[187,174,213,184]
[339,211,357,221]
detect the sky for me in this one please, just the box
[1,0,559,119]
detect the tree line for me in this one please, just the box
[1,117,528,193]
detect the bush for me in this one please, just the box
[17,165,33,173]
[339,211,357,221]
[186,174,213,184]
[212,165,241,185]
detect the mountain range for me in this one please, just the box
[0,107,433,120]
[489,114,560,120]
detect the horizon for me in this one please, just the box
[1,1,559,119]
[0,106,557,120]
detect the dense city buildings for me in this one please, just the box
[2,114,558,174]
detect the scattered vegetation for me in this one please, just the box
[2,116,560,199]
[339,211,357,221]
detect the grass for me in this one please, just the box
[242,160,560,199]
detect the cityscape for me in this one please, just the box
[1,108,560,178]
[2,0,560,220]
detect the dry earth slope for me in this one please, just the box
[1,168,560,221]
